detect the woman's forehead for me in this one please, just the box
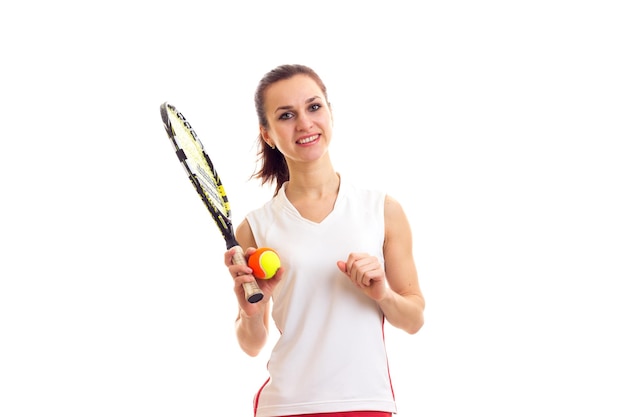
[265,75,324,106]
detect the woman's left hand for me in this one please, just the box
[337,253,388,301]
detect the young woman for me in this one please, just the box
[224,64,425,417]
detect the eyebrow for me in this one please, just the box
[274,96,321,114]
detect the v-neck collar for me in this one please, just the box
[277,176,345,226]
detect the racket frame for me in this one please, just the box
[160,102,264,303]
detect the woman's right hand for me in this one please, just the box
[224,246,284,317]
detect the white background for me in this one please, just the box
[1,1,625,416]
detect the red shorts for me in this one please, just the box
[280,413,391,417]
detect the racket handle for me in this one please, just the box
[232,246,265,304]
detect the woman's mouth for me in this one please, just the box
[296,134,320,145]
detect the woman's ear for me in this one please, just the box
[260,126,275,149]
[329,102,334,125]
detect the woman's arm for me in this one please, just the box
[226,219,282,356]
[337,195,425,334]
[379,195,425,333]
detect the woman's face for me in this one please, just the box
[261,74,333,164]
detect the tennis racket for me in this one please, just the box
[160,102,264,303]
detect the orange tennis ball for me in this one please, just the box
[248,247,281,279]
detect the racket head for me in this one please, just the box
[160,102,238,249]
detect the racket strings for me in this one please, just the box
[194,162,230,217]
[168,107,231,219]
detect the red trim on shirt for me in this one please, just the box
[281,412,391,417]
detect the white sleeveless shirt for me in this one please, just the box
[246,180,396,417]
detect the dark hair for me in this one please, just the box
[252,64,329,195]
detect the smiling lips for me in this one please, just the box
[296,134,320,145]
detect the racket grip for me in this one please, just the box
[232,246,265,304]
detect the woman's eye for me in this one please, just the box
[279,112,294,120]
[310,103,321,111]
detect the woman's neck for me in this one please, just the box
[285,160,339,200]
[283,161,341,223]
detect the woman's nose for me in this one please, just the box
[296,114,312,131]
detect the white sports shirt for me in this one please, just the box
[246,180,397,417]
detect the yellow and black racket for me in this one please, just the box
[160,102,264,303]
